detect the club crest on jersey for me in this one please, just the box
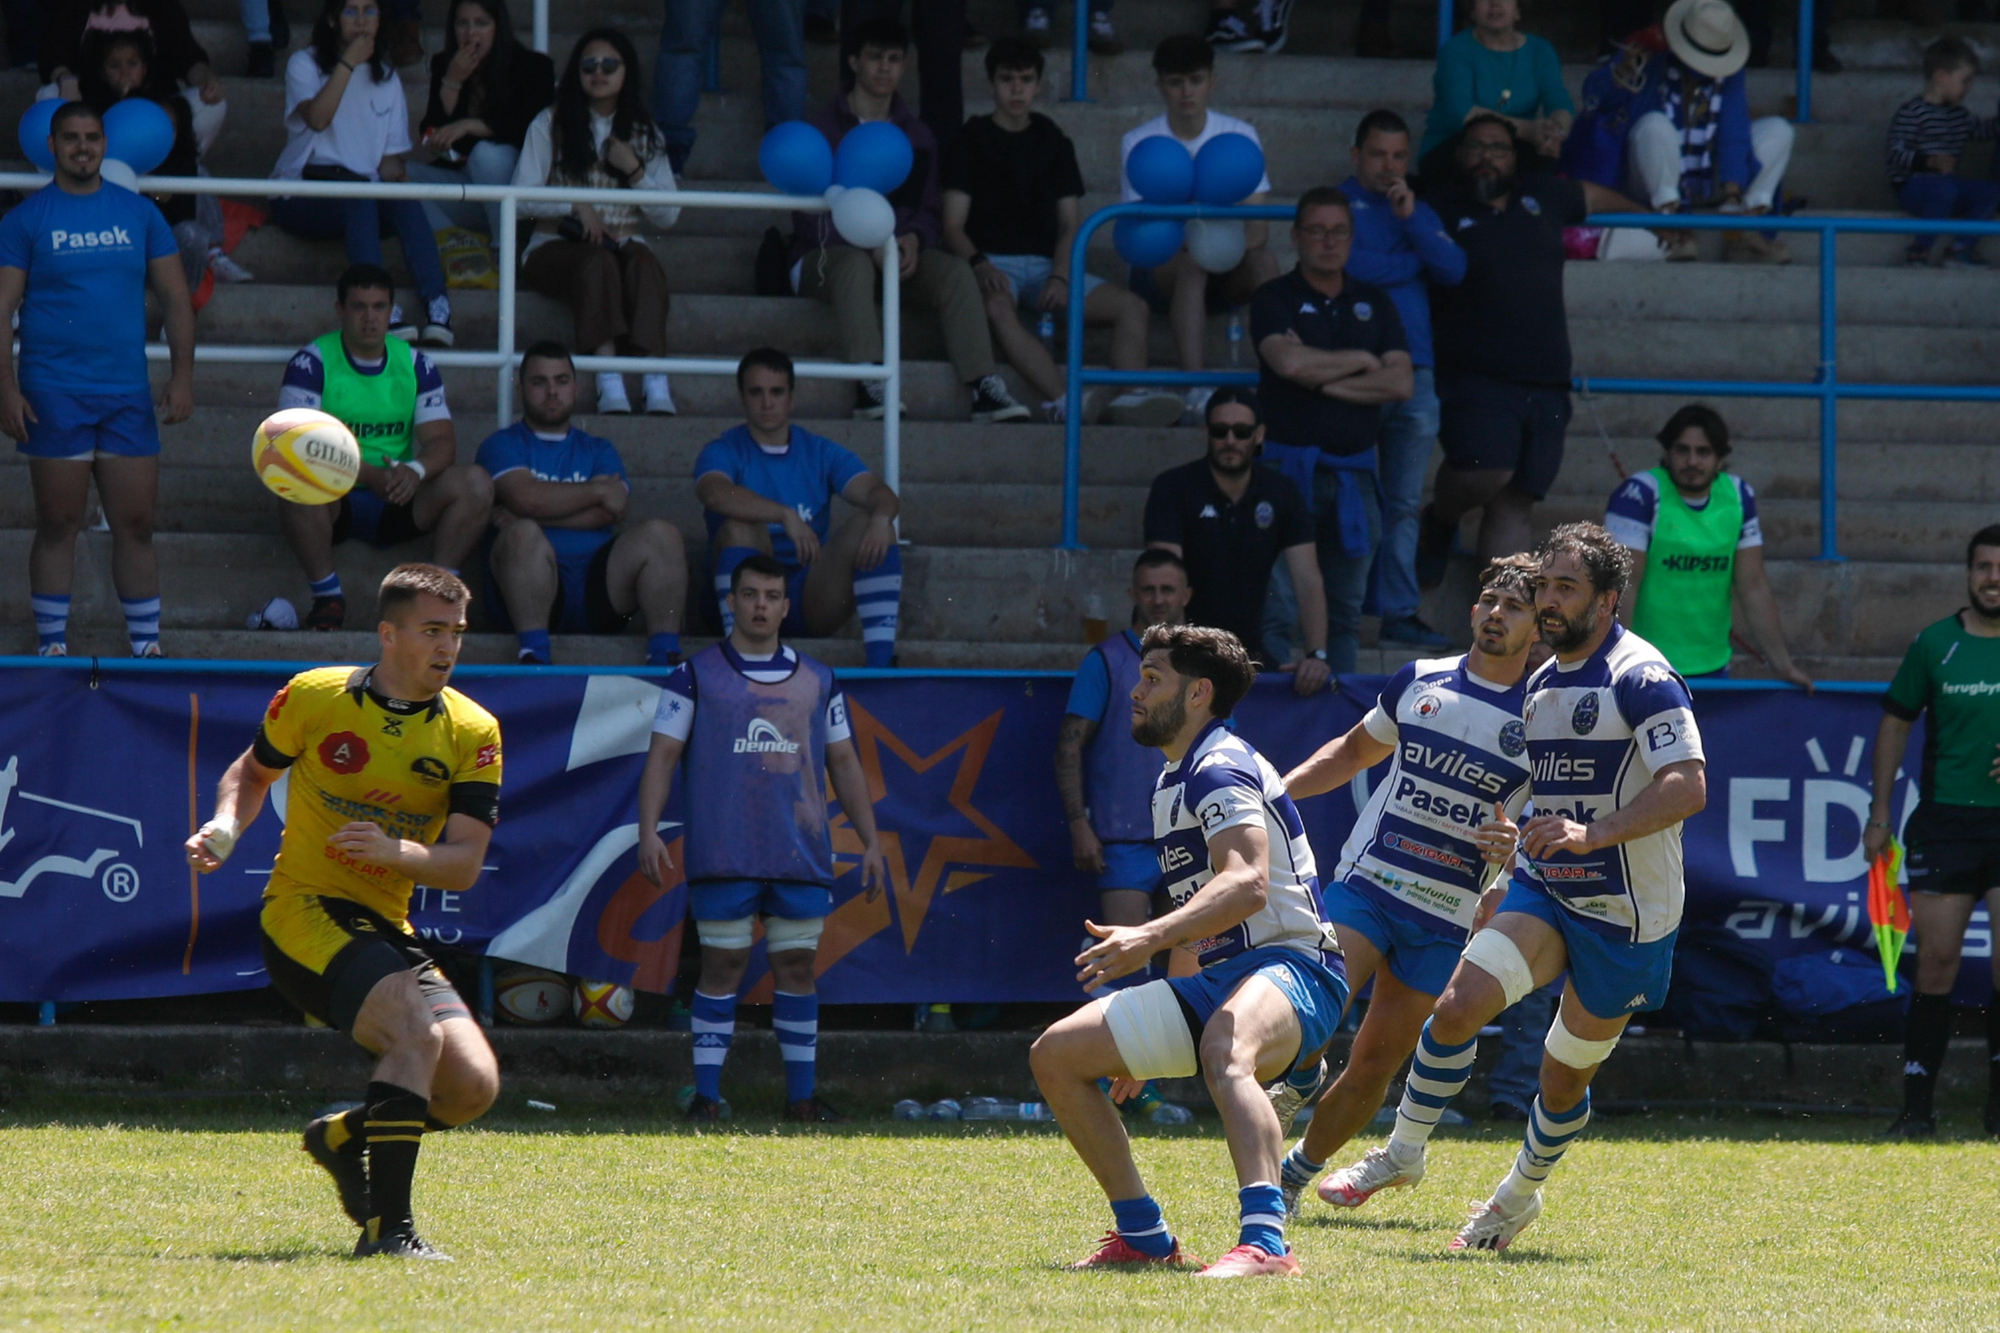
[319,732,369,775]
[1254,501,1274,529]
[1499,720,1527,757]
[1572,692,1600,735]
[1413,692,1444,719]
[1522,195,1541,215]
[409,756,449,787]
[1354,300,1373,321]
[734,717,800,754]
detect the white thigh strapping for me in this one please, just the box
[1097,980,1199,1081]
[1461,927,1535,1007]
[763,915,825,953]
[694,915,756,950]
[1545,1009,1622,1070]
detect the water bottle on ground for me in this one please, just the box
[893,1099,925,1121]
[1226,307,1245,367]
[964,1097,1054,1121]
[926,1098,962,1121]
[961,1096,1008,1120]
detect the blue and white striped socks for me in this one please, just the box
[773,990,818,1104]
[32,594,69,654]
[690,989,737,1102]
[1389,1018,1478,1160]
[1237,1182,1288,1256]
[855,543,901,668]
[1109,1194,1175,1258]
[121,596,161,656]
[308,571,342,601]
[1494,1091,1591,1210]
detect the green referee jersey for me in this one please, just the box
[1883,612,2000,807]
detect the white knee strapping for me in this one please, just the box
[1097,980,1199,1082]
[1461,929,1535,1007]
[1544,1011,1622,1070]
[764,915,825,953]
[694,915,755,950]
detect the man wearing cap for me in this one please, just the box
[1624,0,1794,263]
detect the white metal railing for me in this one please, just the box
[0,171,904,491]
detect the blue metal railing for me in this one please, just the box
[1066,0,1818,122]
[1060,202,2000,556]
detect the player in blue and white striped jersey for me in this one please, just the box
[1269,556,1540,1216]
[1337,523,1707,1255]
[1032,624,1348,1280]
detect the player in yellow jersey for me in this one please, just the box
[184,564,502,1261]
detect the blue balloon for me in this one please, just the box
[833,120,913,195]
[758,120,834,197]
[1192,132,1266,205]
[18,100,60,173]
[1126,135,1194,204]
[1114,217,1186,270]
[103,96,177,175]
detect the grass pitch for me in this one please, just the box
[1,1093,1994,1332]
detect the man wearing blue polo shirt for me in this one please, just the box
[479,342,689,666]
[696,346,904,667]
[1340,109,1466,651]
[0,101,194,658]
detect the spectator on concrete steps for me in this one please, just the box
[1421,0,1574,172]
[1886,36,2000,268]
[271,0,456,348]
[39,0,228,154]
[512,26,680,418]
[405,0,555,244]
[478,341,688,667]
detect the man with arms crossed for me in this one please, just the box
[1321,522,1705,1252]
[1033,624,1347,1278]
[1268,555,1538,1215]
[636,554,889,1123]
[185,565,503,1260]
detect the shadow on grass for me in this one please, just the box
[1295,1214,1432,1234]
[1400,1246,1594,1266]
[196,1243,346,1264]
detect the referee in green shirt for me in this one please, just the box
[1870,524,2000,1139]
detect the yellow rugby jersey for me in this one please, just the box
[256,666,502,924]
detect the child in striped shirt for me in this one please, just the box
[1887,35,2000,266]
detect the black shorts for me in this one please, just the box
[1904,803,2000,896]
[261,893,470,1031]
[333,489,424,548]
[1436,373,1571,499]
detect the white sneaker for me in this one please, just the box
[1180,385,1215,425]
[596,372,632,414]
[1041,398,1065,424]
[207,248,254,282]
[1449,1190,1542,1253]
[387,304,417,342]
[1105,389,1187,428]
[1319,1143,1424,1208]
[643,373,676,415]
[36,642,67,658]
[1022,5,1052,44]
[1266,1058,1326,1136]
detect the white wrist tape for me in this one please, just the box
[198,815,241,863]
[1460,927,1535,1007]
[402,459,428,481]
[1545,1010,1623,1070]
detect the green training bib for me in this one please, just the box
[1632,466,1742,676]
[312,331,417,470]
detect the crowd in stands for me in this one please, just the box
[0,0,1975,683]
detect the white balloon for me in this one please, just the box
[99,159,139,191]
[830,186,896,251]
[1185,217,1246,274]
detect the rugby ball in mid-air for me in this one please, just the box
[494,965,572,1025]
[573,978,636,1029]
[252,408,360,504]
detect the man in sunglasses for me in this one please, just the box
[1250,185,1413,678]
[1143,387,1330,696]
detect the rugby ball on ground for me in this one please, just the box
[494,965,572,1025]
[573,978,636,1029]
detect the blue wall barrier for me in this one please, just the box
[1061,203,2000,557]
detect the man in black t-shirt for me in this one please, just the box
[1250,185,1412,674]
[1143,388,1331,695]
[942,39,1178,427]
[1416,115,1648,584]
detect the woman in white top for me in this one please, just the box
[270,0,454,346]
[512,28,681,415]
